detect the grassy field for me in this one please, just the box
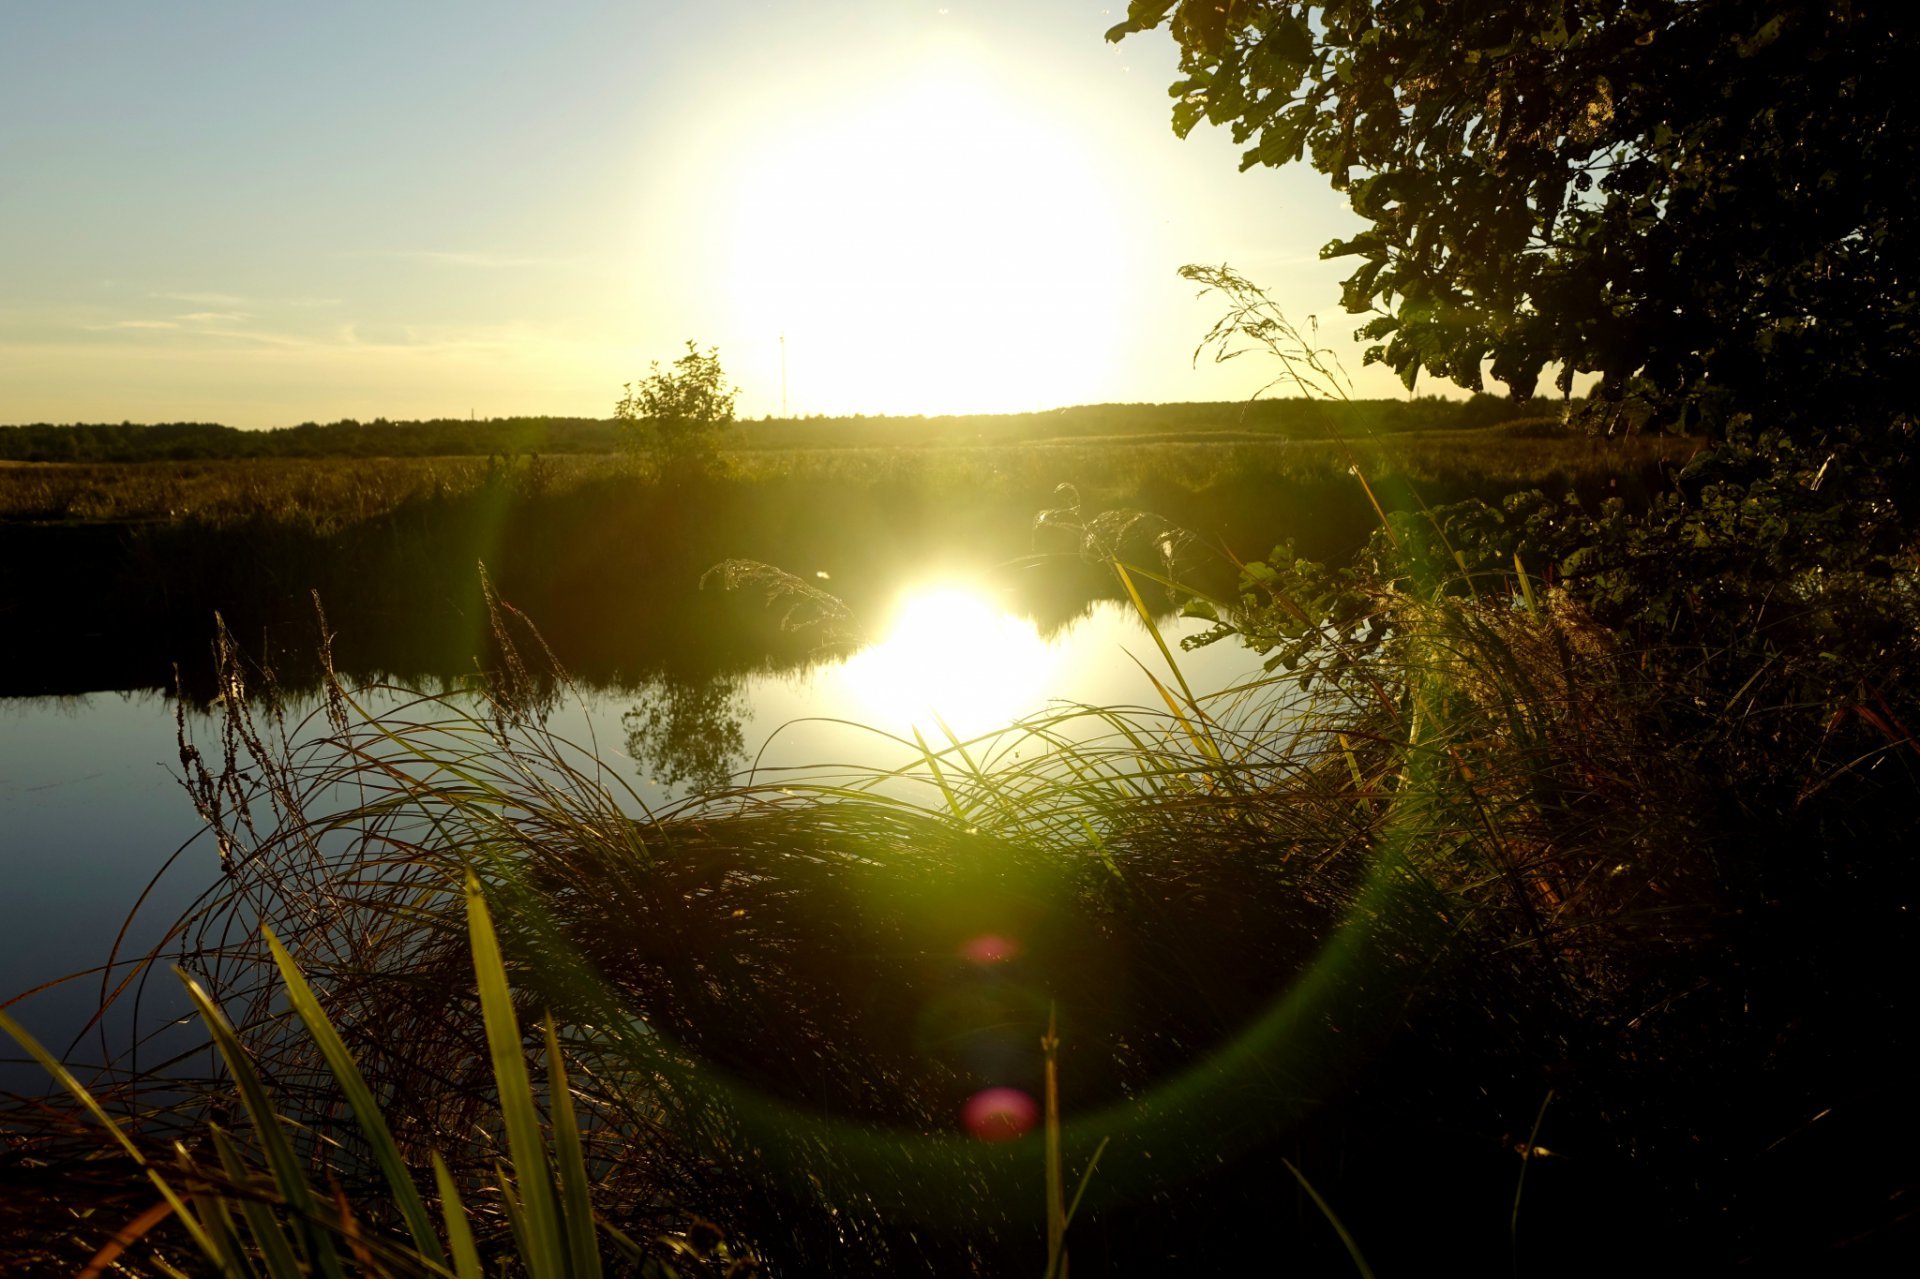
[0,393,1578,462]
[0,425,1692,528]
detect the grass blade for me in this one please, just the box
[432,1154,485,1279]
[75,1198,177,1279]
[177,968,346,1279]
[912,725,969,823]
[544,1014,603,1279]
[1513,552,1539,617]
[1283,1158,1376,1279]
[263,924,449,1270]
[211,1124,305,1279]
[0,1005,225,1266]
[0,1006,148,1166]
[1112,559,1203,712]
[465,877,566,1279]
[1511,1088,1555,1277]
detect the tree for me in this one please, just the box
[1107,1,1920,436]
[615,341,738,473]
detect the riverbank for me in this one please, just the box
[0,430,1686,698]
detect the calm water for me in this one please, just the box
[0,584,1257,1091]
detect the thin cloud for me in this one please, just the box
[148,291,342,308]
[63,307,562,358]
[360,249,578,269]
[150,290,249,307]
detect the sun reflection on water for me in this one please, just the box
[840,583,1060,739]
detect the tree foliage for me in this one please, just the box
[1109,1,1920,435]
[615,341,738,472]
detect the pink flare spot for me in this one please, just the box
[963,1087,1038,1142]
[960,933,1020,965]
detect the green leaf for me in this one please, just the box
[211,1123,307,1279]
[178,968,347,1279]
[265,924,450,1271]
[0,1005,148,1167]
[1283,1159,1377,1279]
[545,1015,604,1279]
[466,877,567,1279]
[433,1153,486,1279]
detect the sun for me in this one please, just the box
[840,583,1059,738]
[723,50,1131,416]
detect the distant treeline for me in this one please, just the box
[0,395,1568,462]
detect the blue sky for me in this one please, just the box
[0,1,1416,426]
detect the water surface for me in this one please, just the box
[0,583,1256,1091]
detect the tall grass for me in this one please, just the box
[0,876,729,1277]
[2,511,1767,1270]
[6,485,1914,1270]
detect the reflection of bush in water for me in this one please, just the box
[622,673,750,794]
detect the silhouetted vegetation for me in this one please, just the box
[0,431,1685,698]
[0,393,1571,462]
[1110,1,1920,438]
[617,340,739,477]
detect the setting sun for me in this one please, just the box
[723,50,1131,415]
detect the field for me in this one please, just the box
[0,421,1690,527]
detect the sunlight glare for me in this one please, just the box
[842,584,1058,738]
[725,50,1130,415]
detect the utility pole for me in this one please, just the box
[780,334,789,419]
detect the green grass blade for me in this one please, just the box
[0,1006,229,1268]
[1140,665,1220,767]
[177,968,346,1279]
[145,1169,225,1270]
[263,924,449,1270]
[1511,1088,1555,1277]
[188,1182,253,1279]
[1112,559,1203,713]
[0,1005,148,1166]
[432,1154,485,1279]
[211,1124,306,1279]
[496,1160,535,1268]
[911,726,968,824]
[1513,551,1539,617]
[544,1015,603,1279]
[1062,1136,1111,1230]
[465,878,566,1279]
[1283,1158,1376,1279]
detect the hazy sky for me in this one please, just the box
[1,1,1422,427]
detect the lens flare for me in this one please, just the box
[961,1087,1038,1142]
[959,933,1020,965]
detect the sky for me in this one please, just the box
[0,1,1426,428]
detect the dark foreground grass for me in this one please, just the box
[4,499,1913,1275]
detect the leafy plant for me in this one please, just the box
[615,342,738,477]
[1108,1,1920,438]
[0,878,662,1278]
